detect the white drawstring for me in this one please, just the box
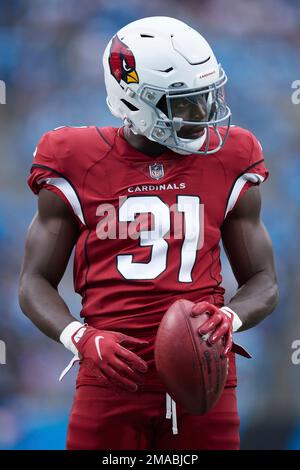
[165,393,178,435]
[60,359,179,435]
[166,393,172,419]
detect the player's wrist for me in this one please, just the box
[60,321,85,355]
[220,306,243,332]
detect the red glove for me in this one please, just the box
[71,325,149,392]
[191,301,251,358]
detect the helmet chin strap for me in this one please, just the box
[166,128,207,155]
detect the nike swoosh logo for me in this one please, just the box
[95,335,104,360]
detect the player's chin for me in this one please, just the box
[177,129,205,140]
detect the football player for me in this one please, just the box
[19,17,279,450]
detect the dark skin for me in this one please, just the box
[221,186,278,332]
[19,127,279,344]
[19,189,79,340]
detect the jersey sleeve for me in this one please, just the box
[224,131,269,218]
[28,130,85,226]
[28,131,61,193]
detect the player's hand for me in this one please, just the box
[191,301,233,357]
[71,325,149,392]
[190,301,251,359]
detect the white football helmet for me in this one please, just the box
[103,17,231,155]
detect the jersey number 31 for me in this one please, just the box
[117,195,202,283]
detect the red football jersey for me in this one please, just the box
[28,125,268,390]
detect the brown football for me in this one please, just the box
[154,299,228,414]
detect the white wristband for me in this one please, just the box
[220,306,243,332]
[60,321,84,355]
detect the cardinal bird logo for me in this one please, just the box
[109,35,139,85]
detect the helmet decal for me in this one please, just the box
[108,35,139,85]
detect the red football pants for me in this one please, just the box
[66,385,240,450]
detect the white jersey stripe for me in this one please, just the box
[37,177,85,225]
[225,172,265,218]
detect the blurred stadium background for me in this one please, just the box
[0,0,300,450]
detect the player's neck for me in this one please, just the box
[123,126,167,158]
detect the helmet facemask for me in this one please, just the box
[138,66,231,155]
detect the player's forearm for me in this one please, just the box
[226,270,279,332]
[19,273,77,342]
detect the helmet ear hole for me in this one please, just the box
[120,99,139,112]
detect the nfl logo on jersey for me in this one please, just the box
[149,163,164,180]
